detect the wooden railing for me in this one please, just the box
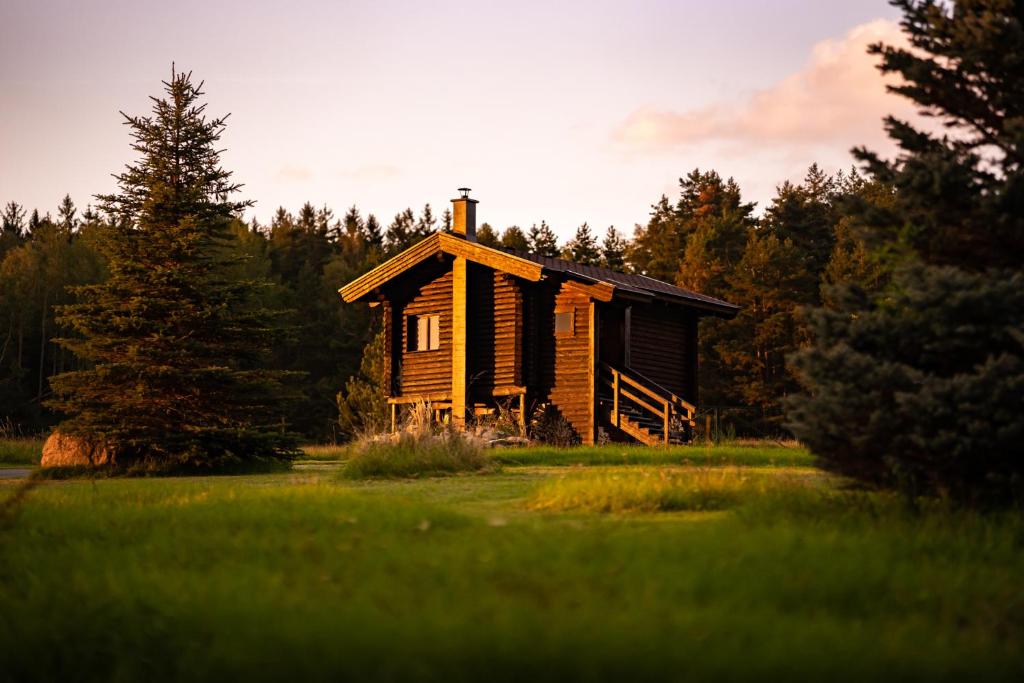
[599,362,696,446]
[621,364,697,418]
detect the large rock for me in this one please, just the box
[40,432,115,468]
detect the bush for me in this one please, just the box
[341,430,491,479]
[529,404,579,446]
[787,266,1024,506]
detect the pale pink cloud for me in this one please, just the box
[338,164,402,181]
[276,164,313,181]
[613,19,916,153]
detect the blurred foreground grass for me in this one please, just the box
[0,444,1021,681]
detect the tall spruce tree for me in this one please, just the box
[787,0,1024,505]
[49,69,298,469]
[527,221,559,256]
[563,222,601,264]
[601,225,628,270]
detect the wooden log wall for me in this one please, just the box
[548,283,593,443]
[467,266,523,399]
[492,272,523,390]
[398,269,453,396]
[628,303,695,401]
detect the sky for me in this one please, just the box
[0,0,911,240]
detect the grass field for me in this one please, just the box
[1,442,1021,681]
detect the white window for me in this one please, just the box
[408,314,440,351]
[555,309,574,337]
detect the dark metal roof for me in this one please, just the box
[500,249,739,316]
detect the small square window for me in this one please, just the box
[408,314,440,351]
[555,309,574,336]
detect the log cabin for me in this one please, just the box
[338,190,738,446]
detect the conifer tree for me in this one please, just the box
[527,221,559,257]
[56,194,78,236]
[414,203,437,240]
[0,201,25,257]
[628,196,682,281]
[49,69,298,469]
[385,208,417,254]
[563,222,601,265]
[337,326,388,436]
[475,222,500,247]
[788,0,1024,505]
[601,226,627,270]
[675,171,755,297]
[364,214,383,248]
[500,225,529,251]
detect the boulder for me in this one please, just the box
[40,431,115,468]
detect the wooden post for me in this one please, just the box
[663,405,670,447]
[588,300,598,445]
[451,256,468,428]
[705,414,712,444]
[518,391,526,436]
[390,403,397,434]
[612,369,619,427]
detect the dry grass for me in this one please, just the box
[529,467,816,513]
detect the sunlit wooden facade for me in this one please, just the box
[339,192,738,445]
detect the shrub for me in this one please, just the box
[529,403,579,446]
[341,429,491,480]
[788,266,1024,506]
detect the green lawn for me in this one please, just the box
[1,443,1021,681]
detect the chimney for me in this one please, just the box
[451,187,478,241]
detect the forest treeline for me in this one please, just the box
[1,163,882,440]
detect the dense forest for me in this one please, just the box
[0,163,883,441]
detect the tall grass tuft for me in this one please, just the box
[341,401,492,479]
[529,467,812,513]
[0,438,43,466]
[341,431,491,479]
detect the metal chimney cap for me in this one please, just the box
[457,187,472,198]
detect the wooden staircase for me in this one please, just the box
[598,362,696,446]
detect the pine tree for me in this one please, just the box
[527,221,559,257]
[787,0,1024,505]
[761,167,837,294]
[1,201,25,257]
[563,222,601,265]
[414,203,437,240]
[475,222,500,247]
[628,195,683,281]
[49,69,299,470]
[675,171,755,298]
[364,214,383,248]
[337,325,388,436]
[716,234,808,420]
[56,194,78,236]
[601,226,627,270]
[500,225,529,251]
[385,208,417,254]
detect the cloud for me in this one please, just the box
[338,164,401,181]
[613,19,915,154]
[276,164,312,181]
